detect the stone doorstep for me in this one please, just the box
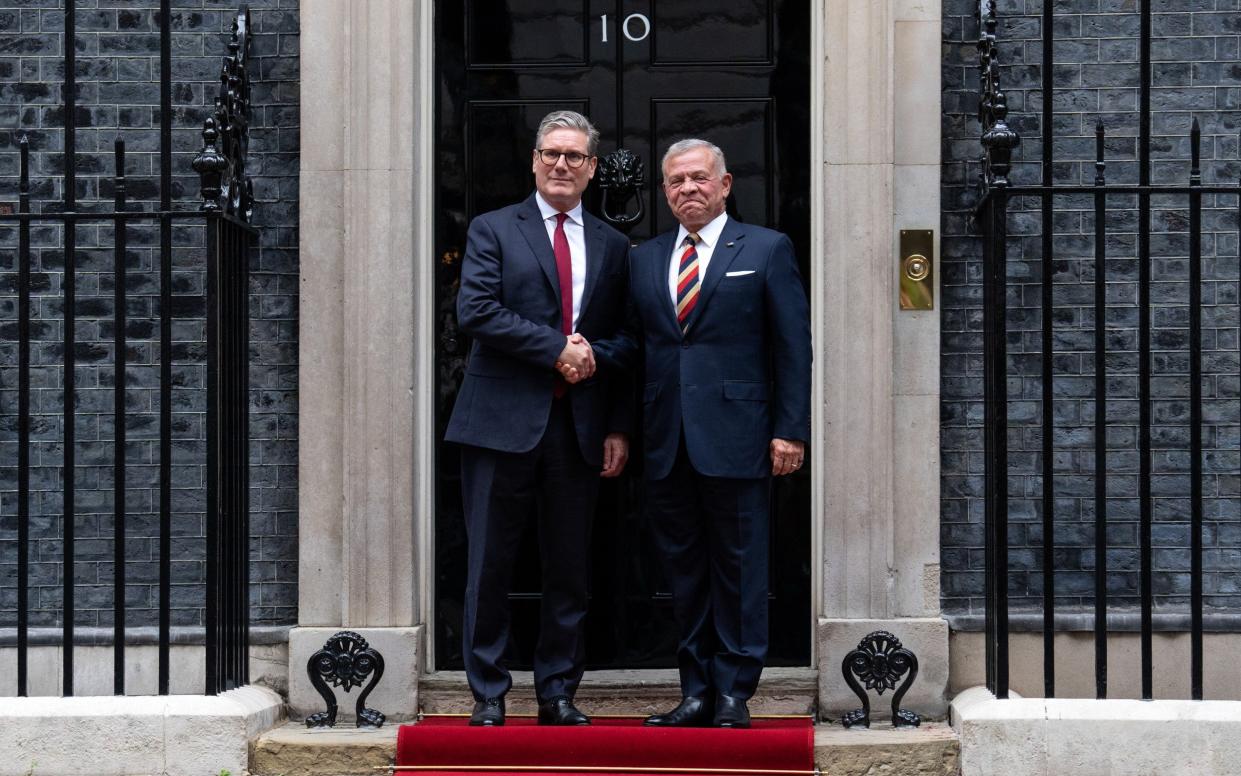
[250,724,398,776]
[1,686,285,776]
[950,687,1241,776]
[249,720,961,776]
[418,666,818,716]
[814,724,961,776]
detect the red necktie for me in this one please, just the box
[553,213,573,398]
[553,213,574,335]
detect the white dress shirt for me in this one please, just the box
[668,211,729,305]
[535,192,587,332]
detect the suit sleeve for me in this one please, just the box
[602,234,636,435]
[456,214,567,368]
[765,234,812,443]
[591,252,643,374]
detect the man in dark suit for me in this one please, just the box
[569,138,811,728]
[445,110,632,727]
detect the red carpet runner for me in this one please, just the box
[395,716,815,776]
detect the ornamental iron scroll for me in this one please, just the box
[596,148,645,235]
[306,631,386,728]
[840,630,921,729]
[976,0,1020,194]
[193,6,254,220]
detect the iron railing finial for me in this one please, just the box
[193,7,253,219]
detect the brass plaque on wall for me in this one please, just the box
[899,229,934,311]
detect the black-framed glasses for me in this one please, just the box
[537,149,592,168]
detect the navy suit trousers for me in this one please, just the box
[646,434,771,700]
[460,399,597,703]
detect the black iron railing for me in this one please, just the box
[3,3,255,696]
[976,0,1241,700]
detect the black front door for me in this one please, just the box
[434,0,812,670]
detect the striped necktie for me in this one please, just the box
[675,232,701,332]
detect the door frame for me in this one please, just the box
[414,0,825,671]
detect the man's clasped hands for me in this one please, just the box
[555,333,594,383]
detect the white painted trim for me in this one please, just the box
[809,0,826,661]
[415,0,437,670]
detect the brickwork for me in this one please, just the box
[942,0,1241,617]
[7,0,1235,635]
[0,0,299,629]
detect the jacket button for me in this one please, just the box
[681,340,690,349]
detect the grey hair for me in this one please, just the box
[535,110,600,156]
[661,138,727,177]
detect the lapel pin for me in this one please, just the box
[725,241,735,248]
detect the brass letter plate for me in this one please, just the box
[899,229,934,311]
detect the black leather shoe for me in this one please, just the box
[644,696,714,727]
[538,695,590,725]
[469,697,505,726]
[713,694,751,728]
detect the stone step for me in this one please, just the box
[252,725,397,776]
[418,666,818,716]
[249,719,960,776]
[815,724,960,776]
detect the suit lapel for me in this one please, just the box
[682,218,745,334]
[515,194,562,305]
[649,231,681,335]
[576,214,606,326]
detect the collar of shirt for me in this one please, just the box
[674,211,729,251]
[535,191,584,226]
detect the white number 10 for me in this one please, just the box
[600,13,651,43]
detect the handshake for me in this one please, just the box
[555,333,594,384]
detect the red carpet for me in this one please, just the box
[395,716,815,776]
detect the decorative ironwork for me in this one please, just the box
[976,0,1020,194]
[193,7,254,220]
[972,0,1241,703]
[840,630,920,729]
[306,631,387,728]
[596,148,645,234]
[2,2,257,699]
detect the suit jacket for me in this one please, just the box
[594,217,811,480]
[445,193,632,466]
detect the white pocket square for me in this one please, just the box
[725,270,755,277]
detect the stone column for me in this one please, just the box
[817,0,948,718]
[290,0,428,722]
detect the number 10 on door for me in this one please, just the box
[600,13,650,43]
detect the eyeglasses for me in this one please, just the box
[536,149,592,168]
[664,174,715,190]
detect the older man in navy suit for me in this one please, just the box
[446,111,632,727]
[569,138,811,728]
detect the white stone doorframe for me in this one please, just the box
[294,0,948,722]
[815,0,948,719]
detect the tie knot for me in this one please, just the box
[555,212,569,225]
[684,232,700,247]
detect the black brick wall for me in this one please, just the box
[0,1,299,630]
[942,0,1241,618]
